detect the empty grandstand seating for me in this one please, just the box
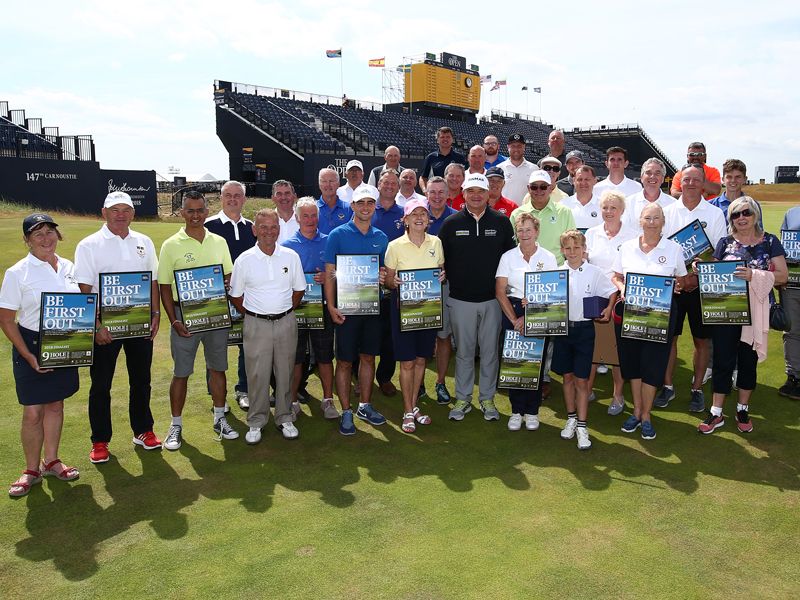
[0,101,95,161]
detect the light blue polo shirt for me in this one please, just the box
[324,221,389,267]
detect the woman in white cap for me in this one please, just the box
[0,214,81,497]
[384,198,444,433]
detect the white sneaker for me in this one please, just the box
[524,414,540,430]
[576,427,592,450]
[597,364,609,374]
[279,422,299,440]
[291,402,302,418]
[561,417,578,440]
[321,398,340,420]
[507,413,523,431]
[245,427,261,444]
[702,367,712,385]
[235,391,249,410]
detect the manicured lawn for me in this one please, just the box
[1,198,799,599]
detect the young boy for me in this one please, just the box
[552,231,618,450]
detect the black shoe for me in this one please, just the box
[778,375,800,400]
[297,386,311,404]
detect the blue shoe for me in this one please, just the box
[356,404,386,426]
[641,420,656,440]
[653,386,675,408]
[339,409,356,436]
[621,415,641,433]
[435,382,452,405]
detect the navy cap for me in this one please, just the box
[508,133,526,144]
[485,166,505,179]
[22,213,58,234]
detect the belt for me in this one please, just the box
[568,320,593,328]
[244,308,293,321]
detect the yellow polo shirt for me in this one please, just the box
[385,233,444,271]
[158,227,234,300]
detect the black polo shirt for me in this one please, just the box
[421,149,467,180]
[439,207,515,303]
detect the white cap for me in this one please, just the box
[352,185,378,203]
[462,173,489,191]
[345,159,364,172]
[528,170,551,185]
[104,191,134,208]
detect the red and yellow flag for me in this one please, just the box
[368,57,385,68]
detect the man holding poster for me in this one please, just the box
[158,191,236,450]
[75,191,162,464]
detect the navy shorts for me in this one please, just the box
[295,313,335,364]
[551,321,595,379]
[389,293,437,361]
[13,326,79,405]
[335,314,381,362]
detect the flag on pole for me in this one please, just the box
[533,87,542,93]
[490,82,500,91]
[396,63,411,73]
[521,85,528,91]
[480,75,492,84]
[326,49,342,58]
[496,79,507,86]
[368,57,385,67]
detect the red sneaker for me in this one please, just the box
[90,442,110,464]
[698,413,724,435]
[736,410,754,433]
[133,431,162,450]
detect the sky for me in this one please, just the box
[3,0,799,182]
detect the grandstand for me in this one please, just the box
[0,101,95,162]
[214,79,677,196]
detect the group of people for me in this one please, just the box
[3,127,798,498]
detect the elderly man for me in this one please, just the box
[485,167,518,217]
[659,163,727,412]
[557,150,584,196]
[518,156,567,207]
[230,209,306,443]
[75,191,161,463]
[547,129,567,176]
[324,186,389,435]
[338,160,377,203]
[623,158,676,232]
[465,145,487,176]
[368,145,405,187]
[420,126,467,192]
[483,134,507,169]
[396,168,426,208]
[498,133,536,205]
[272,179,299,243]
[281,197,339,419]
[445,162,466,210]
[439,173,516,421]
[593,146,643,198]
[317,167,353,235]
[158,191,236,450]
[670,142,722,200]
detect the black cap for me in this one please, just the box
[22,213,58,234]
[508,133,525,144]
[485,166,505,179]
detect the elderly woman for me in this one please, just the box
[622,158,676,233]
[0,214,81,497]
[561,165,603,230]
[385,198,444,433]
[612,203,687,440]
[698,197,788,434]
[495,212,557,431]
[585,190,638,415]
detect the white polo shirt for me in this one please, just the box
[663,199,727,250]
[622,190,676,232]
[229,244,306,315]
[612,236,688,278]
[0,254,80,331]
[276,212,300,245]
[564,260,617,321]
[594,176,643,198]
[74,224,158,292]
[561,194,603,229]
[585,223,638,278]
[395,191,426,208]
[495,244,558,299]
[498,158,537,204]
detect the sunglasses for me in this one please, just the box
[687,152,706,158]
[528,184,549,191]
[730,208,753,219]
[541,165,560,172]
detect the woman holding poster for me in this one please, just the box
[495,212,557,432]
[699,197,788,435]
[385,199,444,433]
[0,214,81,497]
[611,204,686,440]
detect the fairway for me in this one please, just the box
[1,199,799,599]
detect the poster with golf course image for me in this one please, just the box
[669,219,713,266]
[398,268,442,332]
[38,292,97,368]
[174,264,231,334]
[227,301,243,345]
[621,272,673,343]
[296,273,324,329]
[336,254,380,315]
[498,330,545,390]
[99,271,152,339]
[781,230,800,289]
[524,269,568,336]
[697,260,751,325]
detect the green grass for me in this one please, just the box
[1,201,800,598]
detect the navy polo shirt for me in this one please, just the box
[428,206,456,236]
[371,202,405,242]
[324,220,389,267]
[282,230,328,273]
[205,213,256,262]
[421,149,467,179]
[317,196,353,235]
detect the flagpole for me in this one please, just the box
[340,55,344,100]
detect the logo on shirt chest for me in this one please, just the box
[455,230,470,237]
[183,252,196,263]
[658,255,667,264]
[137,245,145,258]
[536,261,545,270]
[700,221,708,228]
[590,211,597,218]
[550,216,557,223]
[428,249,436,257]
[394,220,403,230]
[485,229,497,237]
[283,267,289,274]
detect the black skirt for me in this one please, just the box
[12,326,80,406]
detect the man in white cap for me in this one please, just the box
[438,173,515,421]
[337,160,377,203]
[74,191,162,464]
[498,133,536,205]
